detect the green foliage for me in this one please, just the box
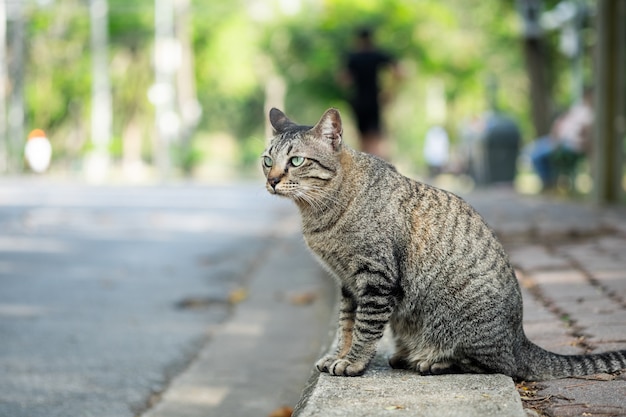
[259,0,530,168]
[172,142,203,175]
[26,0,91,132]
[239,136,267,169]
[108,1,153,49]
[16,0,587,175]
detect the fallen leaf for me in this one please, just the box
[176,296,227,310]
[268,405,293,417]
[289,291,318,306]
[571,373,616,382]
[384,405,405,410]
[228,288,248,305]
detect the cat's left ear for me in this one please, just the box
[269,108,296,134]
[313,108,343,151]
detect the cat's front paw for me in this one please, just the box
[328,359,367,377]
[315,355,337,373]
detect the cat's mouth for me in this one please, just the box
[266,181,284,196]
[266,180,296,199]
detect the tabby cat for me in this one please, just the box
[261,107,626,380]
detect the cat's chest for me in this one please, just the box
[303,234,351,277]
[304,230,385,289]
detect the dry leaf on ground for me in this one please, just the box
[228,288,248,305]
[268,405,293,417]
[288,291,318,306]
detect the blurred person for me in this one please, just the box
[529,88,594,191]
[339,27,402,159]
[557,87,594,156]
[423,125,450,178]
[529,114,562,190]
[24,129,52,174]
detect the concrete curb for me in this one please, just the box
[294,330,526,417]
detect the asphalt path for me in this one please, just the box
[0,180,292,417]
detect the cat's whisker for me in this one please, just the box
[303,184,345,211]
[302,189,330,212]
[288,184,326,211]
[301,190,334,212]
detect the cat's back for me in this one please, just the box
[309,149,512,284]
[340,150,488,249]
[304,149,507,266]
[305,147,483,247]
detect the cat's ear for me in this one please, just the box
[313,108,343,150]
[269,108,296,134]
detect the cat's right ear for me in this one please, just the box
[269,108,296,134]
[313,108,343,151]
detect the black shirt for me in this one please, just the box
[346,49,394,103]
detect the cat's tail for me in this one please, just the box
[515,340,626,381]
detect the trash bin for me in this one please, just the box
[471,113,521,185]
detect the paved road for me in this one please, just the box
[4,181,625,417]
[0,180,293,417]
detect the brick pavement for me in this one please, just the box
[460,188,626,416]
[508,233,626,416]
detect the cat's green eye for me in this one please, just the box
[263,156,273,168]
[290,156,305,167]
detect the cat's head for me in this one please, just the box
[262,108,343,204]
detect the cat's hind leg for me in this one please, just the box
[416,359,462,375]
[392,355,461,375]
[388,337,412,369]
[404,340,462,375]
[415,349,516,376]
[389,351,411,370]
[389,333,460,374]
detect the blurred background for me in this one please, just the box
[0,0,623,202]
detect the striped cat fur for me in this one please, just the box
[261,107,626,380]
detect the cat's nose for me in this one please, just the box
[268,176,281,189]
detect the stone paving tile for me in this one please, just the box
[536,377,626,417]
[523,321,584,356]
[521,299,557,323]
[531,269,606,303]
[592,270,626,297]
[560,295,625,315]
[572,313,626,334]
[585,258,626,272]
[583,324,626,344]
[518,279,583,356]
[592,341,626,352]
[511,241,626,417]
[508,245,571,272]
[557,242,626,272]
[596,236,626,253]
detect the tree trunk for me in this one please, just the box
[523,37,551,138]
[592,0,626,204]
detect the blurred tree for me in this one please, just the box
[26,0,91,165]
[260,0,526,168]
[108,0,154,175]
[8,0,592,177]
